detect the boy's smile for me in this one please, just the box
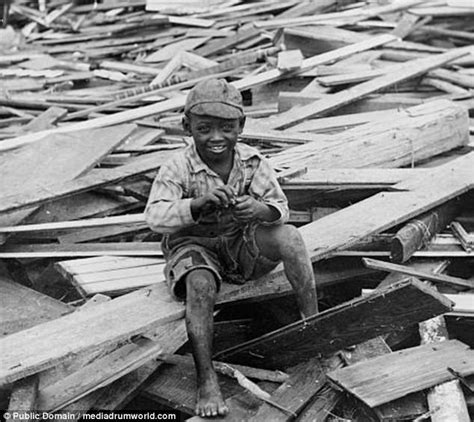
[183,114,245,166]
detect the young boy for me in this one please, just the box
[145,78,318,418]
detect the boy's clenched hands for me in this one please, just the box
[232,195,279,223]
[191,186,236,218]
[191,187,280,223]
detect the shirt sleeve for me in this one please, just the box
[145,158,195,233]
[249,157,289,225]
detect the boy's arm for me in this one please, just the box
[145,162,195,233]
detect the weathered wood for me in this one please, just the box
[214,278,453,368]
[282,168,426,188]
[37,337,163,411]
[362,258,474,290]
[249,357,327,421]
[8,375,39,419]
[327,340,474,408]
[0,124,135,245]
[0,151,174,216]
[269,100,469,170]
[451,221,474,252]
[419,285,470,422]
[89,319,187,411]
[0,287,184,385]
[391,201,460,262]
[0,242,162,259]
[158,354,289,384]
[0,34,395,152]
[0,214,145,233]
[0,276,72,336]
[267,48,469,129]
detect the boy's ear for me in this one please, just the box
[238,116,246,133]
[182,115,191,134]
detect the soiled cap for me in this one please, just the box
[185,78,244,119]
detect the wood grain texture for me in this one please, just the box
[0,124,135,245]
[214,278,453,368]
[269,100,469,170]
[327,340,474,407]
[363,258,474,289]
[0,150,174,215]
[248,357,326,421]
[267,48,469,129]
[0,276,72,337]
[0,287,184,385]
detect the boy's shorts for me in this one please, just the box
[162,223,280,300]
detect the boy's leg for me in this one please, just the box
[185,268,229,417]
[255,224,318,318]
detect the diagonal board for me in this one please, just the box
[0,124,135,244]
[213,278,453,368]
[0,150,176,216]
[266,47,470,129]
[0,34,396,152]
[326,340,474,408]
[217,151,474,307]
[0,287,184,386]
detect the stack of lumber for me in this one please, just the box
[1,0,474,419]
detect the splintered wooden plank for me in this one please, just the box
[363,258,474,290]
[0,124,135,244]
[37,337,164,412]
[8,375,39,416]
[268,48,469,129]
[0,150,176,215]
[327,340,474,408]
[214,278,453,368]
[0,287,184,385]
[1,35,395,153]
[91,319,187,411]
[0,242,163,258]
[0,276,72,336]
[248,357,327,421]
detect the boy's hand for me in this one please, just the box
[191,186,235,218]
[232,195,278,222]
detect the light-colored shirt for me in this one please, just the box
[145,142,289,235]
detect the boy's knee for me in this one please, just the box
[185,268,218,293]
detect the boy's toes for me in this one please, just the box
[218,403,229,416]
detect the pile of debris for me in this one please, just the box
[1,0,473,420]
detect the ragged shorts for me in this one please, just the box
[162,223,280,300]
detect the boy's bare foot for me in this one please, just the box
[195,373,229,417]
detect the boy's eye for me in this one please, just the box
[222,125,234,132]
[196,125,210,133]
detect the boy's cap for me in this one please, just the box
[185,78,244,119]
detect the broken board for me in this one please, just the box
[214,278,453,368]
[327,339,474,408]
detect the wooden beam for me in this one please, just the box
[0,151,174,216]
[419,285,470,422]
[0,242,162,259]
[0,34,395,152]
[214,278,452,368]
[0,124,136,246]
[7,376,39,420]
[269,100,469,170]
[0,287,184,385]
[266,48,469,129]
[326,340,474,408]
[391,201,460,263]
[0,214,145,233]
[248,357,328,421]
[362,258,474,290]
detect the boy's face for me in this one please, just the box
[183,114,245,164]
